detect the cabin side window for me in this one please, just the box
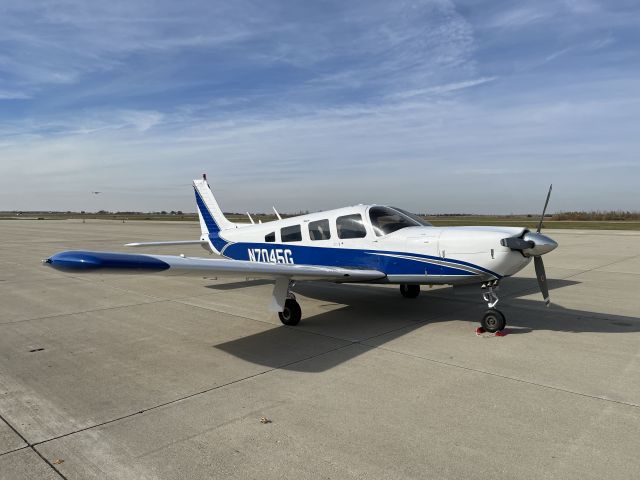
[309,219,331,240]
[281,225,302,242]
[336,214,367,239]
[265,232,275,243]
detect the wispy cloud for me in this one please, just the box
[486,7,550,28]
[393,77,497,99]
[0,90,31,100]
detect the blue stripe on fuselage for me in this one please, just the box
[221,242,501,279]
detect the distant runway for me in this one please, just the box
[1,220,639,479]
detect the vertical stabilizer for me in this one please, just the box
[193,176,235,237]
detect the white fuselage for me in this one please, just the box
[209,204,532,285]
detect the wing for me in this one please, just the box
[44,250,386,283]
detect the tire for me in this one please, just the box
[481,309,506,333]
[278,298,302,326]
[400,284,420,298]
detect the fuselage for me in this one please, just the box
[207,204,533,285]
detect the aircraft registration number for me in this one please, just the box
[248,248,294,264]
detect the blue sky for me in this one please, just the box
[0,0,638,213]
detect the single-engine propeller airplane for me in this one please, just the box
[45,175,557,333]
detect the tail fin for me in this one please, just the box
[193,176,235,238]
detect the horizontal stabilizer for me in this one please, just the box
[125,240,208,248]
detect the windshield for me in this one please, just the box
[369,206,432,236]
[390,207,432,227]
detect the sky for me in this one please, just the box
[0,0,638,214]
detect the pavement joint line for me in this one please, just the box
[28,342,357,450]
[561,254,640,279]
[0,289,245,327]
[0,444,30,458]
[0,412,68,479]
[363,343,640,410]
[0,299,167,326]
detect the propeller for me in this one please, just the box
[536,184,552,233]
[534,256,550,306]
[500,184,557,306]
[535,184,552,306]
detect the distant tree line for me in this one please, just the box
[554,211,640,221]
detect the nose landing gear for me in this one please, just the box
[481,308,506,333]
[480,281,506,333]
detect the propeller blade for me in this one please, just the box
[536,184,553,233]
[534,256,550,306]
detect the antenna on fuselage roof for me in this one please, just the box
[246,212,255,224]
[272,206,282,220]
[202,173,209,187]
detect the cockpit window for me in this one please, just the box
[390,207,432,227]
[369,206,431,236]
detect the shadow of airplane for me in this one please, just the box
[213,277,640,372]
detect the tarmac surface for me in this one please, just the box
[0,219,639,479]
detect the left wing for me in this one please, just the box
[44,250,386,283]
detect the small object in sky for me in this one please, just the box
[91,191,102,194]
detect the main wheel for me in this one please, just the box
[481,309,506,333]
[400,284,420,298]
[278,298,302,326]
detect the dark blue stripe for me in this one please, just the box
[193,186,219,233]
[47,251,170,272]
[221,242,501,279]
[193,186,229,251]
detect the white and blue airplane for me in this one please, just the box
[45,176,557,333]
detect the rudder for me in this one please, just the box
[193,176,235,237]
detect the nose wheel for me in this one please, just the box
[480,281,506,333]
[481,309,506,333]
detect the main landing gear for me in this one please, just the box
[400,284,420,298]
[480,281,506,333]
[278,292,302,326]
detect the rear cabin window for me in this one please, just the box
[309,219,331,240]
[281,225,302,242]
[265,232,275,242]
[336,214,367,239]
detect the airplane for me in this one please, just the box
[45,175,558,333]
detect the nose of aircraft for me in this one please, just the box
[522,232,558,256]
